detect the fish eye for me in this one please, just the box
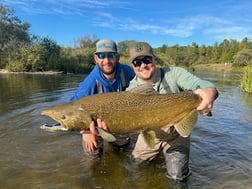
[60,115,66,119]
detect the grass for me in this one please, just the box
[240,65,252,93]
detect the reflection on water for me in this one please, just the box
[0,71,251,189]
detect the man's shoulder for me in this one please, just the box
[78,67,100,88]
[82,71,98,82]
[161,66,189,75]
[161,66,183,71]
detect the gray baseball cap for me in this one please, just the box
[95,39,117,53]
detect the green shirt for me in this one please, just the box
[127,67,216,94]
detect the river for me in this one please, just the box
[0,71,251,189]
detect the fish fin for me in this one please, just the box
[174,109,198,137]
[142,130,156,149]
[129,83,158,95]
[97,127,117,142]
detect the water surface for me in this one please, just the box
[0,71,251,189]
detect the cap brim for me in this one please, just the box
[95,50,117,53]
[130,53,153,63]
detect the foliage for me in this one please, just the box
[1,3,252,74]
[6,36,62,72]
[240,64,252,93]
[73,34,98,48]
[59,47,95,74]
[6,43,47,72]
[0,4,30,68]
[233,49,252,66]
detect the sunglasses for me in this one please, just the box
[132,56,153,67]
[95,52,117,59]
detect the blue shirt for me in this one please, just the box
[70,63,135,101]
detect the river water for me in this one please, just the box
[0,71,251,189]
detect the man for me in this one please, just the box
[71,39,135,156]
[88,41,218,181]
[129,41,218,181]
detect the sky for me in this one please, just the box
[2,0,252,48]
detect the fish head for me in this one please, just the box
[41,103,92,130]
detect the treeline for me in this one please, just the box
[0,4,96,73]
[1,3,252,74]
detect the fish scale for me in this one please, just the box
[41,85,202,143]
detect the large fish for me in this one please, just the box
[41,84,205,148]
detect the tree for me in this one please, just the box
[0,3,31,67]
[233,49,252,66]
[117,41,129,52]
[38,37,61,70]
[73,34,98,48]
[6,43,47,72]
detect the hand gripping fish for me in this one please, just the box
[41,84,209,148]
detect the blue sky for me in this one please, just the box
[2,0,252,48]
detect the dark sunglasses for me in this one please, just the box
[132,56,153,67]
[95,52,117,59]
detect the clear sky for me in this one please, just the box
[2,0,252,48]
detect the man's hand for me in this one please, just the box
[194,87,218,116]
[96,118,109,131]
[83,133,98,152]
[80,120,98,135]
[80,118,109,152]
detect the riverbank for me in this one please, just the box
[0,64,243,74]
[0,69,63,74]
[193,63,240,72]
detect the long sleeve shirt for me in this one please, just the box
[127,67,216,94]
[70,63,135,101]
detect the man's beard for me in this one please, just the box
[100,66,116,75]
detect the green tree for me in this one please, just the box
[6,43,47,72]
[240,37,251,49]
[118,41,129,52]
[233,49,252,66]
[0,3,30,68]
[38,37,61,70]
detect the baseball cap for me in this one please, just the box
[129,42,153,63]
[95,39,117,53]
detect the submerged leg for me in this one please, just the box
[164,145,191,181]
[82,134,103,159]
